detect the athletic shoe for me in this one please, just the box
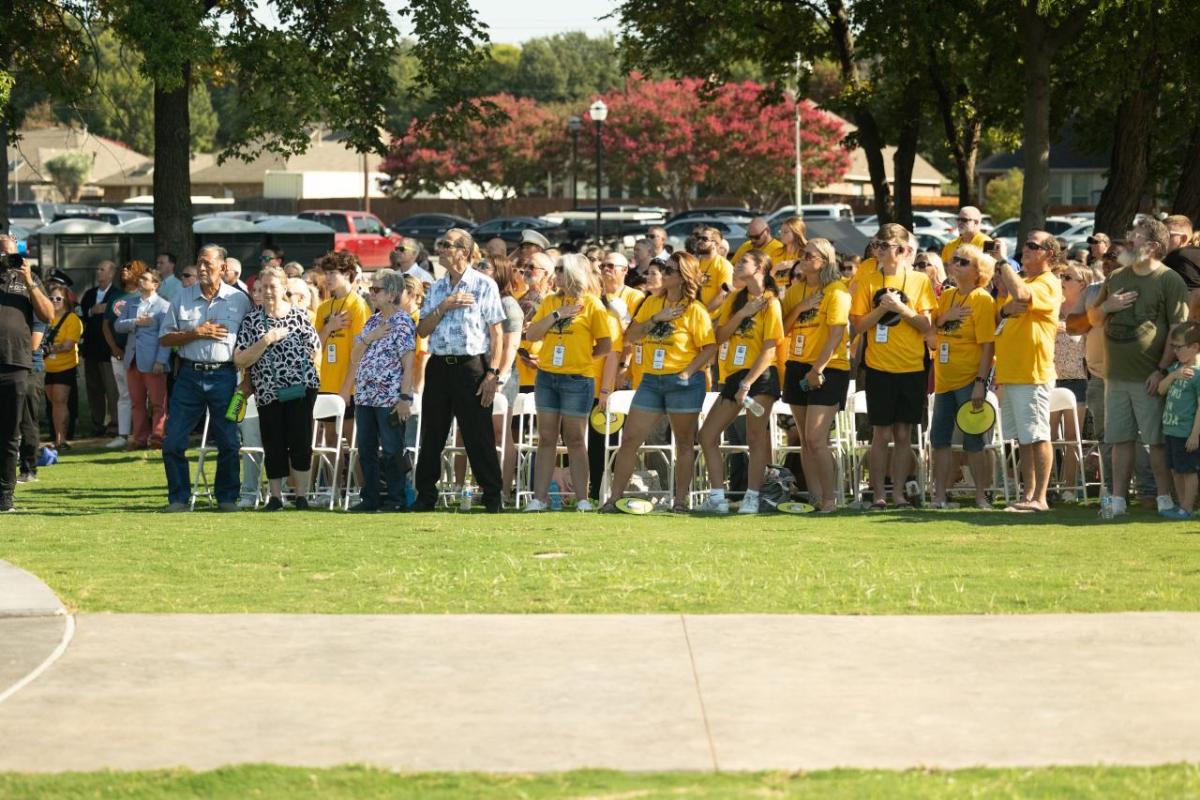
[161,502,190,513]
[738,495,760,514]
[1159,506,1190,520]
[695,496,729,515]
[236,496,258,510]
[261,497,283,512]
[349,501,380,513]
[576,499,595,512]
[217,502,242,513]
[1059,490,1077,503]
[524,498,549,512]
[292,496,310,511]
[105,436,127,449]
[16,472,35,483]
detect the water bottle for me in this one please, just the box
[1101,493,1114,520]
[460,486,473,511]
[225,390,247,423]
[549,480,563,510]
[741,396,765,417]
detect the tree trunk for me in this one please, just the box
[1017,15,1052,245]
[827,0,892,222]
[1173,123,1200,222]
[892,78,922,230]
[1094,83,1155,237]
[928,52,980,207]
[153,65,194,267]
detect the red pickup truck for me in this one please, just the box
[297,210,403,268]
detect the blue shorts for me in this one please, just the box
[930,383,986,453]
[632,371,707,415]
[1165,435,1200,474]
[534,370,594,418]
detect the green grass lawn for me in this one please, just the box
[2,764,1199,799]
[3,448,1197,615]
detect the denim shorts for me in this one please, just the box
[632,371,707,414]
[534,370,595,418]
[930,383,986,452]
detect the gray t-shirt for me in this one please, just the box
[1098,264,1189,382]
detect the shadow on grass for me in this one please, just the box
[864,507,1157,528]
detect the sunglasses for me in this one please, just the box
[600,262,621,269]
[181,273,197,279]
[659,266,679,275]
[51,296,64,302]
[554,266,564,273]
[871,241,903,252]
[694,236,713,243]
[435,239,468,251]
[914,260,931,268]
[956,217,978,224]
[1023,241,1049,251]
[260,255,276,263]
[950,256,971,267]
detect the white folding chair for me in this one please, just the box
[239,396,267,508]
[189,411,216,510]
[771,396,851,505]
[341,417,361,511]
[934,390,1012,505]
[512,392,542,507]
[439,393,510,506]
[600,389,675,504]
[849,389,928,505]
[1048,385,1087,500]
[309,393,346,510]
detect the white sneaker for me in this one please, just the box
[1059,490,1077,503]
[523,498,548,512]
[236,496,258,510]
[695,496,729,514]
[576,499,595,512]
[738,495,760,514]
[105,436,127,449]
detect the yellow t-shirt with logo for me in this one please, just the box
[850,267,937,374]
[715,293,784,382]
[699,255,733,312]
[317,292,371,394]
[633,295,716,375]
[44,312,83,373]
[516,338,541,387]
[593,304,623,398]
[933,286,996,393]
[995,271,1062,385]
[731,237,789,268]
[941,232,991,265]
[784,278,852,372]
[530,293,611,376]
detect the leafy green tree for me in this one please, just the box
[985,168,1023,222]
[44,151,94,201]
[511,33,622,104]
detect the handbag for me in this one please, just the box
[275,383,307,402]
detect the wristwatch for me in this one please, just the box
[485,366,500,377]
[1158,367,1170,378]
[551,310,561,321]
[974,377,987,384]
[399,393,414,402]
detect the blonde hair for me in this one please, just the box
[876,222,911,246]
[258,265,288,287]
[779,216,808,256]
[669,251,703,304]
[556,253,593,297]
[806,238,841,287]
[954,244,995,289]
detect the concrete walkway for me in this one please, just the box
[2,604,1199,773]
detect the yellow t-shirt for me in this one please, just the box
[317,292,371,394]
[933,286,996,393]
[614,285,644,313]
[715,293,784,382]
[850,267,937,374]
[731,237,789,268]
[516,338,541,387]
[633,295,716,375]
[784,278,852,371]
[941,232,991,265]
[995,271,1062,385]
[699,255,733,312]
[593,305,623,398]
[43,312,83,373]
[530,293,611,376]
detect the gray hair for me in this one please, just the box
[224,257,242,278]
[807,238,841,287]
[198,244,227,262]
[557,253,594,297]
[371,268,407,302]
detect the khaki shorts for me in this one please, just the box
[1105,378,1165,445]
[998,383,1052,445]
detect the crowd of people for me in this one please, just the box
[2,205,1199,518]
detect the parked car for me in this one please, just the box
[195,210,269,223]
[53,206,149,226]
[390,213,475,247]
[470,216,569,247]
[990,215,1084,258]
[662,217,748,255]
[916,232,950,254]
[768,204,855,225]
[666,207,759,226]
[297,210,403,268]
[7,201,57,232]
[1058,220,1095,251]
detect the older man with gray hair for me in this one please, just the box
[159,244,253,512]
[941,206,990,264]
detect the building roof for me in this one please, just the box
[820,109,946,186]
[7,126,151,187]
[190,130,386,185]
[977,127,1107,173]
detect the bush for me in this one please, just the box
[985,167,1023,222]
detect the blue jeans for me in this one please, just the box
[534,370,595,418]
[357,405,407,507]
[930,383,985,453]
[162,365,240,504]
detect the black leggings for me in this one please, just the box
[258,389,318,479]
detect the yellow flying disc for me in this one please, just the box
[590,407,627,434]
[776,501,815,514]
[956,399,997,436]
[615,497,654,515]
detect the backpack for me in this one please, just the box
[758,465,797,510]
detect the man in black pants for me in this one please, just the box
[0,236,55,512]
[413,228,507,513]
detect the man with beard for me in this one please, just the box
[1089,219,1188,517]
[695,225,733,316]
[731,217,787,265]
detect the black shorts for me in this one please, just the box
[1166,435,1200,474]
[783,361,850,409]
[718,367,781,403]
[44,367,76,387]
[1056,378,1087,403]
[864,366,926,426]
[317,391,355,420]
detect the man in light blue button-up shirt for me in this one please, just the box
[158,244,253,512]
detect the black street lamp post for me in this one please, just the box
[568,115,582,210]
[588,99,608,244]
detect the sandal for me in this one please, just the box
[671,503,690,514]
[869,499,888,510]
[597,502,621,514]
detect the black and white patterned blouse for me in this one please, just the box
[235,306,321,405]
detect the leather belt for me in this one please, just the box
[182,359,233,372]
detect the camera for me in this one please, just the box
[0,253,23,271]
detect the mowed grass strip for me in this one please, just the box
[1,764,1199,799]
[3,449,1198,615]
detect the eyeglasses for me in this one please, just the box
[260,255,276,263]
[435,239,468,251]
[368,286,386,293]
[956,217,979,224]
[871,241,903,252]
[914,260,930,268]
[950,256,971,267]
[1060,274,1078,282]
[600,262,621,269]
[694,236,713,243]
[51,296,64,303]
[659,266,679,275]
[1023,241,1049,251]
[553,266,564,273]
[181,273,197,279]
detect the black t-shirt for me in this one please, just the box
[0,269,38,369]
[1164,247,1200,290]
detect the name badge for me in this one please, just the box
[874,324,889,344]
[326,343,337,364]
[652,348,666,371]
[634,345,643,365]
[733,344,748,366]
[792,335,806,357]
[993,318,1007,337]
[718,342,729,363]
[939,342,950,364]
[552,344,566,368]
